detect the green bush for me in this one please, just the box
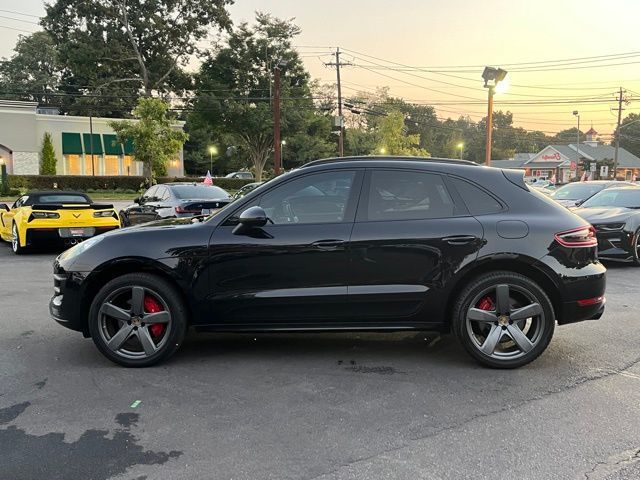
[7,175,255,193]
[40,132,57,175]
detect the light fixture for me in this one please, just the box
[481,67,508,88]
[379,147,387,155]
[482,66,508,166]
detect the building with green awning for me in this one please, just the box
[0,100,185,176]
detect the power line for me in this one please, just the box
[0,14,39,25]
[0,24,36,34]
[0,9,41,18]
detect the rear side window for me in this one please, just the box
[364,170,456,221]
[449,177,503,215]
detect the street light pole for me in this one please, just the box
[481,67,507,167]
[485,86,494,166]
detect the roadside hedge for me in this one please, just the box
[7,175,255,192]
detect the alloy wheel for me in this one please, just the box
[97,286,172,360]
[465,284,546,360]
[11,224,18,253]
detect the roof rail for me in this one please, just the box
[301,155,479,168]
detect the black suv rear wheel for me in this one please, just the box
[88,273,188,367]
[452,271,555,369]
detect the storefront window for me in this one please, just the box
[64,155,82,175]
[84,155,99,175]
[104,155,120,175]
[123,155,134,176]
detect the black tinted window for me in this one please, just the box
[450,177,503,215]
[36,194,89,204]
[365,170,455,221]
[260,171,355,224]
[171,185,229,199]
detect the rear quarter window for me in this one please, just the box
[449,177,503,215]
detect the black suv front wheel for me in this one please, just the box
[88,273,188,367]
[452,271,555,369]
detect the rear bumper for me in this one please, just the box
[26,226,118,247]
[535,254,606,325]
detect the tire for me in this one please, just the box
[88,273,188,367]
[631,229,640,266]
[451,271,555,369]
[11,223,25,254]
[119,211,129,228]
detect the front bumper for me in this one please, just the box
[49,264,90,335]
[594,229,635,262]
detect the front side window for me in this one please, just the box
[364,170,455,221]
[143,186,159,201]
[260,171,356,224]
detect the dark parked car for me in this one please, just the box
[119,183,231,226]
[225,171,254,180]
[231,181,264,201]
[51,157,606,369]
[550,180,635,208]
[573,186,640,264]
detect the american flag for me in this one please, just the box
[203,171,213,185]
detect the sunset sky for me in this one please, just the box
[2,0,640,137]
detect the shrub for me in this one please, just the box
[7,175,255,193]
[40,132,57,175]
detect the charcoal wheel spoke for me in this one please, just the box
[495,284,510,314]
[144,311,170,324]
[510,303,542,321]
[137,327,157,356]
[506,324,534,353]
[467,308,497,323]
[130,287,145,316]
[100,302,131,322]
[107,324,134,351]
[480,325,504,355]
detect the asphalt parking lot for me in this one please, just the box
[1,242,639,480]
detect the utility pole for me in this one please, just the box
[273,64,282,175]
[613,87,626,180]
[325,48,352,157]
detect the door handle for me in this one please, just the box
[311,239,345,251]
[442,235,478,245]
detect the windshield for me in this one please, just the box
[171,185,229,199]
[33,194,90,204]
[551,183,604,200]
[581,189,640,208]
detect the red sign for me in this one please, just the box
[570,161,577,171]
[541,152,561,161]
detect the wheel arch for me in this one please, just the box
[79,257,192,335]
[444,255,562,326]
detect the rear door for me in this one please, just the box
[348,168,484,322]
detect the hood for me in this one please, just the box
[573,207,636,223]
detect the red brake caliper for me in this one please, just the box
[144,295,165,337]
[477,295,495,311]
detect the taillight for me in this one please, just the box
[175,206,201,214]
[554,226,597,248]
[577,296,605,307]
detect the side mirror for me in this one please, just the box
[238,206,268,228]
[574,200,584,207]
[0,203,8,211]
[233,206,269,235]
[134,197,141,204]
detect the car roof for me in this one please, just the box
[25,190,89,197]
[302,155,478,169]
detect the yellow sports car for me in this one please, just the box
[0,191,120,254]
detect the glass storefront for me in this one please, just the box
[104,155,120,176]
[64,154,82,175]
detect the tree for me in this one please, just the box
[187,13,332,181]
[0,32,61,105]
[109,97,188,183]
[40,132,57,175]
[619,113,640,158]
[42,0,233,116]
[374,110,430,156]
[554,128,585,145]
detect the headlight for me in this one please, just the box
[31,211,60,219]
[58,235,105,261]
[93,210,116,218]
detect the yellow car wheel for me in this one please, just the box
[11,223,25,254]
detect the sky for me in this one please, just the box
[2,0,640,136]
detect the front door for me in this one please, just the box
[348,169,483,322]
[205,169,363,326]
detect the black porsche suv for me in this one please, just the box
[50,157,606,368]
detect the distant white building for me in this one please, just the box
[0,100,185,177]
[493,128,640,182]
